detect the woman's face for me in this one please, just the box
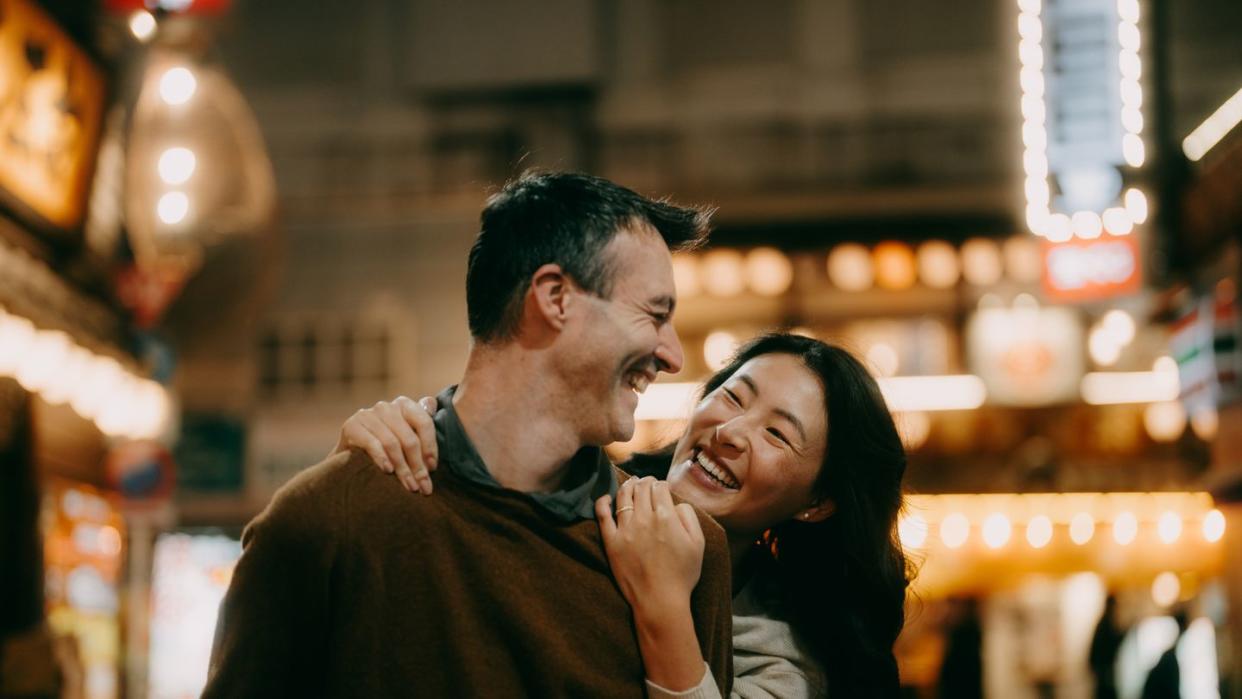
[667,353,830,540]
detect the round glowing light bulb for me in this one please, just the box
[982,513,1012,549]
[916,240,961,289]
[1070,512,1095,545]
[1203,509,1226,543]
[1144,401,1186,443]
[1102,207,1134,236]
[159,67,198,106]
[1151,572,1180,608]
[1191,408,1219,441]
[157,191,189,225]
[1125,188,1149,223]
[702,331,740,371]
[1102,309,1136,346]
[744,247,793,297]
[158,147,197,185]
[1113,511,1138,545]
[1046,213,1073,243]
[940,513,970,549]
[827,244,874,292]
[1156,511,1182,544]
[128,10,156,41]
[1026,515,1053,549]
[701,249,746,297]
[671,254,701,298]
[1123,133,1146,167]
[1072,211,1104,240]
[960,239,1003,286]
[1088,326,1123,366]
[899,514,929,550]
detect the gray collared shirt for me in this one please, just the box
[433,385,620,522]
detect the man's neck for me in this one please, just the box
[451,347,585,493]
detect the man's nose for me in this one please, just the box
[654,323,684,375]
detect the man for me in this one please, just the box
[203,172,733,697]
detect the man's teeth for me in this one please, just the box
[695,452,739,489]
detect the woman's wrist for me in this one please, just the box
[632,598,704,691]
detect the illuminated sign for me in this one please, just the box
[1042,236,1142,302]
[1019,0,1146,243]
[967,302,1084,405]
[0,0,105,233]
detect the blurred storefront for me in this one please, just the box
[0,0,273,696]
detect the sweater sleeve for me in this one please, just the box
[647,662,720,699]
[201,457,346,698]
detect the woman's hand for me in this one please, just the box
[596,477,708,692]
[333,396,439,494]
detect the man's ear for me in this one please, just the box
[794,498,836,524]
[527,263,572,331]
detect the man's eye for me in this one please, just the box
[767,427,790,445]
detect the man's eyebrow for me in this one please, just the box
[738,374,807,443]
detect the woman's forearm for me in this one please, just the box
[633,598,709,692]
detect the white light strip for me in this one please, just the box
[1081,370,1180,405]
[636,374,989,421]
[1182,86,1242,162]
[0,307,171,440]
[880,375,988,412]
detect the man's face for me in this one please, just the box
[562,226,684,445]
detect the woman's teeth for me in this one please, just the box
[695,451,739,489]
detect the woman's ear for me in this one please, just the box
[794,498,836,524]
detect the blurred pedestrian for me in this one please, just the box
[1140,608,1189,699]
[1089,594,1124,699]
[937,597,984,699]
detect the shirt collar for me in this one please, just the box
[433,385,619,522]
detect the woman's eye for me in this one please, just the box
[767,427,789,445]
[723,388,741,406]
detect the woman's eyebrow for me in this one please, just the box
[773,408,808,443]
[737,374,807,442]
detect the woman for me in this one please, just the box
[336,333,912,697]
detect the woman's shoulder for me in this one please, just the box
[732,578,829,697]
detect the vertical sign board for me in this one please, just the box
[1044,0,1126,216]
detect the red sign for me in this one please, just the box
[1042,236,1142,303]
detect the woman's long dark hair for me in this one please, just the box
[626,333,912,697]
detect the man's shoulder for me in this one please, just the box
[254,449,420,538]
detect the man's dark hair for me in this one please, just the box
[465,171,712,342]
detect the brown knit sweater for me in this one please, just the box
[203,451,733,697]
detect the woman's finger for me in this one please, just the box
[633,477,654,520]
[615,477,636,524]
[341,413,393,472]
[675,503,703,543]
[358,410,420,493]
[652,480,675,521]
[377,401,432,494]
[397,396,439,473]
[595,495,618,542]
